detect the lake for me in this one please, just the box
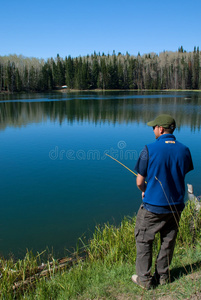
[0,91,200,259]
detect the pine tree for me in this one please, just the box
[118,60,124,89]
[65,56,74,89]
[82,59,91,89]
[192,47,199,89]
[91,54,99,89]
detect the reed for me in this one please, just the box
[0,250,42,298]
[86,215,162,265]
[177,201,201,247]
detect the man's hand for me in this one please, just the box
[142,192,145,199]
[136,174,147,192]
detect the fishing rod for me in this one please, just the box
[105,154,147,184]
[105,153,138,177]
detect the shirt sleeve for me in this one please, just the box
[186,147,194,174]
[134,145,149,177]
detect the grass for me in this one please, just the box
[0,201,201,299]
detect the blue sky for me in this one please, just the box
[1,0,200,59]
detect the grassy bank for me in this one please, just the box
[1,201,201,299]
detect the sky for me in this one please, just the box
[1,0,201,60]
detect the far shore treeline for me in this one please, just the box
[0,46,200,93]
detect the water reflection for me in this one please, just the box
[0,91,200,259]
[0,92,201,131]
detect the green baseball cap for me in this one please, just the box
[147,114,176,129]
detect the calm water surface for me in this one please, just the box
[0,91,200,258]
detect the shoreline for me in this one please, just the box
[1,88,201,95]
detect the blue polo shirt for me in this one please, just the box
[134,134,194,214]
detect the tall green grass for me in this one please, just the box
[0,201,201,299]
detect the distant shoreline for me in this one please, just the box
[56,88,201,93]
[1,88,201,95]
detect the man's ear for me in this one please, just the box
[159,126,165,134]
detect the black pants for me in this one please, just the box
[134,204,181,284]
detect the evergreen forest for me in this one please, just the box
[0,47,200,93]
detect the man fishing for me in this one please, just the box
[131,114,194,290]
